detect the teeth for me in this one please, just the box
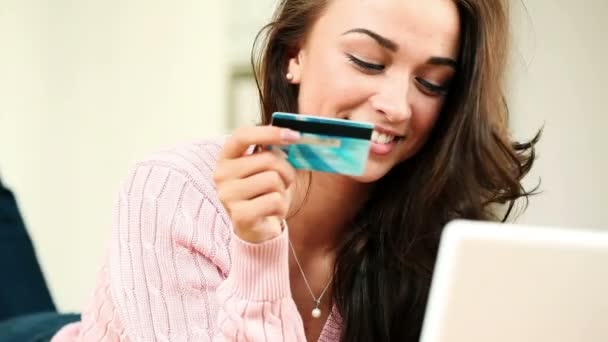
[371,130,396,144]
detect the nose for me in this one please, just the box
[370,77,412,123]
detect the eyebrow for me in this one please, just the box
[343,28,399,52]
[427,57,457,68]
[342,28,457,69]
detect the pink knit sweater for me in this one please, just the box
[52,138,342,341]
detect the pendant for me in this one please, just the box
[312,299,322,318]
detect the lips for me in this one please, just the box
[370,140,395,155]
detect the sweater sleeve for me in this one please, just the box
[214,227,306,341]
[108,162,306,341]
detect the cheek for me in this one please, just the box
[298,51,370,115]
[410,99,442,138]
[398,102,442,160]
[412,111,440,137]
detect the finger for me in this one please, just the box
[230,192,289,227]
[270,146,288,159]
[215,151,296,187]
[221,126,301,160]
[218,171,287,203]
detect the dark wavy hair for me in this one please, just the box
[251,0,540,340]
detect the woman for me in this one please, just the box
[53,0,538,341]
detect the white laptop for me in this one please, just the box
[420,219,608,342]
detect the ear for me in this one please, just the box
[286,50,304,84]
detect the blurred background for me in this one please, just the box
[0,0,606,313]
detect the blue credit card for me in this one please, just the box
[270,112,373,175]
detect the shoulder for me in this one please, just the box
[115,136,233,269]
[118,136,231,230]
[121,136,228,199]
[136,136,227,189]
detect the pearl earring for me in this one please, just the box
[286,73,294,81]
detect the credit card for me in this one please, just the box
[270,112,373,175]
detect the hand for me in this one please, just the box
[214,126,301,243]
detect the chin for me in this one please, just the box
[349,161,392,183]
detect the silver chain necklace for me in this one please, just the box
[288,239,333,319]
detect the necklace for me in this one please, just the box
[288,239,333,319]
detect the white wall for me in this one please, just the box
[0,0,228,311]
[509,0,608,230]
[0,0,606,312]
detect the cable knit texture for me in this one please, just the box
[51,137,342,341]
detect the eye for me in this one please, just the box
[346,54,385,73]
[415,77,449,97]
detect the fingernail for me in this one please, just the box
[281,129,301,142]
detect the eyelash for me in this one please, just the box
[346,54,385,72]
[346,54,449,97]
[415,78,449,97]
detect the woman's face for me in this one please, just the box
[287,0,461,182]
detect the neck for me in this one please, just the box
[287,171,371,254]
